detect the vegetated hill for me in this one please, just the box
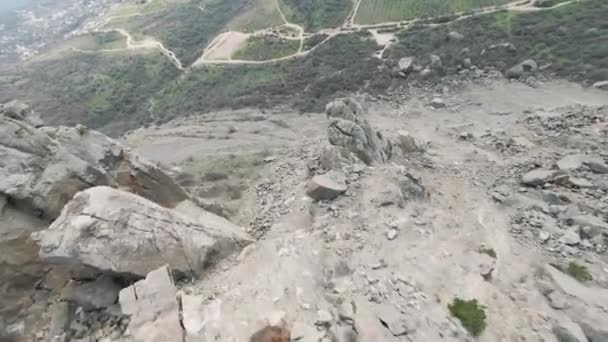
[0,0,605,136]
[279,0,352,31]
[385,0,608,82]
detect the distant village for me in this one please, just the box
[0,0,126,62]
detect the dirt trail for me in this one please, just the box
[82,0,581,68]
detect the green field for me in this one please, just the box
[227,0,285,32]
[233,36,300,60]
[355,0,512,24]
[279,0,352,31]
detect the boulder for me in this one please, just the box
[506,59,538,79]
[566,215,608,238]
[448,31,464,41]
[0,112,188,220]
[32,186,254,277]
[586,159,608,174]
[0,100,43,128]
[429,98,446,108]
[398,57,414,75]
[592,80,608,90]
[306,171,348,200]
[521,169,557,186]
[326,98,391,164]
[119,265,183,342]
[557,154,587,172]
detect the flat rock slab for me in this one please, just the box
[119,265,183,342]
[306,171,348,200]
[33,186,253,277]
[521,169,557,186]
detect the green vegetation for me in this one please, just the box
[386,0,608,82]
[12,52,180,135]
[233,36,300,61]
[551,262,593,282]
[448,298,487,336]
[104,0,251,66]
[355,0,512,24]
[303,33,329,50]
[150,32,386,122]
[227,0,284,31]
[279,0,352,31]
[478,247,497,258]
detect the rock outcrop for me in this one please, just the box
[326,98,392,164]
[0,111,187,219]
[119,265,182,342]
[33,186,254,277]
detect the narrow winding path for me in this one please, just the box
[77,0,582,69]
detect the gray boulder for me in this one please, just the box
[506,59,538,79]
[398,57,414,75]
[306,171,348,200]
[326,98,392,164]
[32,186,254,277]
[592,80,608,90]
[521,168,557,186]
[448,31,464,41]
[566,215,608,238]
[0,112,188,219]
[0,100,43,127]
[119,265,183,342]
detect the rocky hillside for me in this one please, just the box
[1,77,608,341]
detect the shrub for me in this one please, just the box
[448,298,487,336]
[478,247,497,258]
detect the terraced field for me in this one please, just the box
[227,0,285,32]
[279,0,352,31]
[354,0,513,24]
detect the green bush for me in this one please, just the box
[478,247,497,259]
[448,298,487,336]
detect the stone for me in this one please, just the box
[398,57,414,74]
[60,275,122,310]
[569,177,594,189]
[181,295,222,339]
[376,304,410,336]
[552,320,587,342]
[448,31,464,41]
[592,80,608,90]
[386,229,398,240]
[0,113,188,220]
[119,265,183,342]
[545,265,608,309]
[539,231,551,242]
[547,292,568,309]
[0,100,43,127]
[586,159,608,173]
[48,302,73,339]
[326,98,392,164]
[542,190,570,205]
[567,215,608,238]
[506,59,538,78]
[316,309,333,325]
[557,154,587,172]
[429,54,442,68]
[430,97,446,108]
[559,229,581,246]
[33,186,253,277]
[330,324,358,342]
[419,68,432,78]
[521,169,557,186]
[306,171,348,200]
